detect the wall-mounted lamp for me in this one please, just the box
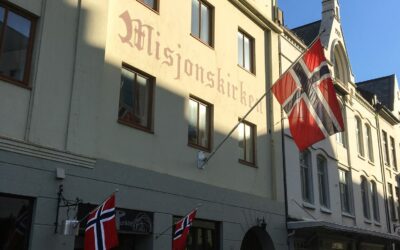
[257,217,267,231]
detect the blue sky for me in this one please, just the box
[278,0,400,83]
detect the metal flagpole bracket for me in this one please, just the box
[54,184,82,235]
[197,151,207,169]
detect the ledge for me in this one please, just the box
[302,202,316,210]
[0,135,96,168]
[320,207,332,214]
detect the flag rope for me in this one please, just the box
[155,203,202,240]
[201,30,326,168]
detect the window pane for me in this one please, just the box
[135,74,149,127]
[0,195,33,250]
[237,32,243,67]
[119,69,135,121]
[0,11,32,82]
[198,103,208,147]
[200,3,210,44]
[245,124,253,162]
[143,0,156,9]
[244,36,251,71]
[191,0,200,37]
[188,99,198,145]
[238,122,244,156]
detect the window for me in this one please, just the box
[360,177,371,219]
[137,0,159,12]
[339,169,352,214]
[370,181,380,222]
[0,193,34,250]
[173,218,219,250]
[364,124,373,162]
[382,131,390,165]
[317,155,330,208]
[390,137,397,170]
[188,96,212,151]
[118,64,154,132]
[237,30,255,73]
[355,117,364,156]
[388,183,397,221]
[0,3,36,85]
[238,120,256,166]
[300,150,313,204]
[336,104,345,147]
[191,0,213,46]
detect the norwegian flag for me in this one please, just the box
[272,39,344,151]
[172,209,197,250]
[84,194,119,250]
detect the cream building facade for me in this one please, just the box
[0,0,288,250]
[279,0,400,249]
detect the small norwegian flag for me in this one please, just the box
[172,209,197,250]
[84,194,119,250]
[272,38,344,151]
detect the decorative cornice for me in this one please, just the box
[0,136,96,168]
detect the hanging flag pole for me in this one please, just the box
[200,31,326,168]
[155,203,202,240]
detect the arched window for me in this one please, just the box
[333,44,349,84]
[317,155,329,208]
[355,117,364,156]
[364,124,374,162]
[300,150,313,204]
[361,176,370,219]
[370,181,380,222]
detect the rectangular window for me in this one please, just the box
[339,169,351,214]
[390,137,397,170]
[371,181,380,222]
[0,3,36,85]
[191,0,213,46]
[188,96,212,151]
[238,120,256,166]
[173,218,219,250]
[300,150,313,204]
[365,124,374,162]
[118,64,154,132]
[317,156,329,208]
[382,131,390,165]
[388,183,397,221]
[137,0,159,12]
[237,30,255,73]
[0,193,34,250]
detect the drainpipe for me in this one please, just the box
[375,102,392,234]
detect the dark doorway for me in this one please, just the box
[240,227,275,250]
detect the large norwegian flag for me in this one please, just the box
[272,39,344,151]
[84,194,119,250]
[172,209,197,250]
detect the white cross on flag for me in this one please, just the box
[84,194,119,250]
[272,39,345,151]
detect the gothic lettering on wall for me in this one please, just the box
[119,10,264,114]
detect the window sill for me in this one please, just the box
[302,202,316,210]
[0,75,31,90]
[237,64,256,77]
[190,34,214,50]
[238,159,257,168]
[136,0,160,14]
[368,160,375,166]
[358,154,366,160]
[187,143,211,153]
[364,218,372,224]
[117,120,154,134]
[320,207,332,214]
[342,212,355,219]
[374,221,381,227]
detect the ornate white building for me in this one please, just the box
[279,0,400,249]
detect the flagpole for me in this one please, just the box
[75,189,119,226]
[155,203,202,239]
[201,30,326,168]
